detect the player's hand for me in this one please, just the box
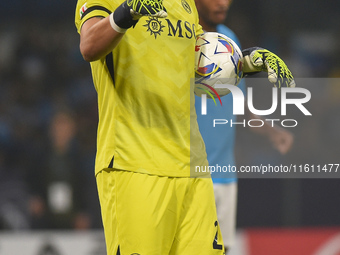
[242,47,296,88]
[127,0,167,18]
[269,125,294,155]
[111,0,167,32]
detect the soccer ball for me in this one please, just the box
[194,32,243,98]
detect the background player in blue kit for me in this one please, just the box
[194,0,295,252]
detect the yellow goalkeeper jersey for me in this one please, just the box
[75,0,207,177]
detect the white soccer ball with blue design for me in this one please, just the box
[195,32,243,98]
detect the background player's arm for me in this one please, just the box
[245,106,294,155]
[80,17,124,62]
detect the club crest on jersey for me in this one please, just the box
[181,0,192,14]
[80,3,87,18]
[143,17,165,39]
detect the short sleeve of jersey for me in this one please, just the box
[196,23,203,37]
[75,0,117,33]
[194,12,203,36]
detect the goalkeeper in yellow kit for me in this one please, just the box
[74,0,295,253]
[75,0,225,254]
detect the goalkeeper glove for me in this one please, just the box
[110,0,167,33]
[242,47,295,88]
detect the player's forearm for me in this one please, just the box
[80,16,124,62]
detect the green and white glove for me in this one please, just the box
[242,47,295,88]
[110,0,167,33]
[127,0,167,17]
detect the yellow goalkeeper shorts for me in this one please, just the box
[96,168,225,255]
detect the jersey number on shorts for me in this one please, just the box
[213,220,223,250]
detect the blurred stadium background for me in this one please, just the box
[0,0,339,254]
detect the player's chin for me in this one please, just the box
[211,12,226,24]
